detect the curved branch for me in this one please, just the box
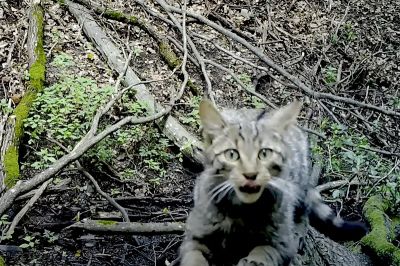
[163,4,400,117]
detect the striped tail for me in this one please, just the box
[307,190,369,241]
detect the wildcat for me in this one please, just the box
[178,100,368,266]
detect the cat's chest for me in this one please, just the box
[217,206,273,235]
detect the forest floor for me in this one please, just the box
[0,0,399,265]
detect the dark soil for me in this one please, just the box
[1,0,399,265]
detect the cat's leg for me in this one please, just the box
[237,241,297,266]
[179,239,210,266]
[181,250,208,266]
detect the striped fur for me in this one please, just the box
[179,100,367,266]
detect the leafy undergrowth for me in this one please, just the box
[24,53,177,180]
[312,120,399,216]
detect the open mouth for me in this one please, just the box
[239,182,261,194]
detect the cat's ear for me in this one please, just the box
[262,100,302,132]
[199,100,226,135]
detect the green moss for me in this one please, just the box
[159,43,201,95]
[13,91,36,140]
[0,255,5,266]
[3,145,19,188]
[96,220,118,226]
[103,10,138,25]
[3,5,45,188]
[362,195,400,264]
[159,42,181,69]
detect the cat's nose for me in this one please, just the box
[243,173,257,180]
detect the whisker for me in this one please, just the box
[208,182,230,205]
[216,184,233,203]
[210,183,230,201]
[208,181,228,195]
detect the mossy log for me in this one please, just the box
[362,195,400,265]
[73,0,201,96]
[2,1,46,188]
[65,0,204,164]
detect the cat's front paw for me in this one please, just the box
[181,250,209,266]
[237,257,266,266]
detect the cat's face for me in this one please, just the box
[199,100,301,204]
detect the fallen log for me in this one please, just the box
[65,0,205,165]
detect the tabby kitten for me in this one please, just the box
[178,100,367,266]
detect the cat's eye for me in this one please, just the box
[258,148,272,160]
[224,149,240,161]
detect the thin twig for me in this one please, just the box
[365,159,399,198]
[154,0,215,104]
[79,165,131,222]
[47,137,130,222]
[6,178,53,237]
[318,100,341,125]
[204,59,276,109]
[204,59,325,138]
[164,4,400,117]
[191,32,296,90]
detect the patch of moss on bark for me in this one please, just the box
[159,42,181,69]
[103,9,138,25]
[3,145,19,188]
[96,220,118,226]
[362,195,400,265]
[4,5,45,188]
[0,255,5,266]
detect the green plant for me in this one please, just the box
[24,76,113,169]
[51,52,74,68]
[237,73,266,108]
[323,67,337,84]
[43,230,58,243]
[238,73,252,85]
[0,215,10,227]
[179,96,201,127]
[344,22,357,41]
[133,46,143,57]
[379,176,400,214]
[312,121,398,203]
[389,96,400,109]
[19,235,39,249]
[0,99,12,115]
[24,68,174,186]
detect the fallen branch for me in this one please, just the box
[65,0,204,164]
[6,178,52,237]
[66,219,185,234]
[316,179,362,193]
[155,0,215,104]
[15,177,71,201]
[79,165,131,222]
[0,0,194,218]
[73,0,201,95]
[49,132,131,223]
[204,59,325,138]
[0,73,180,218]
[163,4,400,117]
